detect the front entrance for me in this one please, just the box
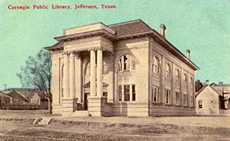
[83,93,89,110]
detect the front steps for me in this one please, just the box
[71,111,89,117]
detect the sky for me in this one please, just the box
[0,0,230,89]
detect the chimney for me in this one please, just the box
[160,24,166,38]
[186,49,191,59]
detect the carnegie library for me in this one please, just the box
[47,19,198,117]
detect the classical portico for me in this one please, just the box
[60,47,107,116]
[50,23,114,116]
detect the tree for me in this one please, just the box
[17,49,52,113]
[195,80,203,92]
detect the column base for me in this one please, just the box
[88,96,106,117]
[61,98,74,116]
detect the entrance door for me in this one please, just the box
[83,93,89,110]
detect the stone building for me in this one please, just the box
[47,19,198,117]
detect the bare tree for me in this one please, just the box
[17,49,52,113]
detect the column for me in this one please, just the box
[90,50,96,96]
[160,56,165,104]
[75,53,82,102]
[69,52,75,98]
[63,52,69,98]
[97,49,103,97]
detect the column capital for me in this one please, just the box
[88,46,103,51]
[73,52,80,59]
[69,51,75,58]
[63,51,70,55]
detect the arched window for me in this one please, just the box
[153,56,160,74]
[183,73,187,82]
[165,63,171,79]
[183,73,188,91]
[118,55,135,72]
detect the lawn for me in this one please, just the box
[0,111,230,141]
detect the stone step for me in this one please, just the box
[71,111,89,117]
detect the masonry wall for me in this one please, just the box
[149,37,196,116]
[112,37,150,117]
[51,50,63,114]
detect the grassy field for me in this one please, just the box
[0,110,230,141]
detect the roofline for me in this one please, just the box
[109,19,143,27]
[46,19,199,70]
[0,92,12,98]
[65,22,105,31]
[195,85,223,97]
[12,90,30,102]
[138,20,199,70]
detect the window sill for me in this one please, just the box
[152,102,163,105]
[118,70,135,73]
[118,101,136,103]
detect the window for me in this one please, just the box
[123,56,129,71]
[198,100,203,108]
[183,73,188,89]
[152,87,157,103]
[132,85,136,101]
[124,85,130,101]
[165,63,171,79]
[118,58,122,71]
[118,85,122,101]
[153,56,160,74]
[103,92,108,98]
[176,92,180,105]
[183,94,187,106]
[118,55,135,72]
[190,77,194,91]
[152,86,160,103]
[165,89,171,104]
[118,84,136,102]
[175,69,180,86]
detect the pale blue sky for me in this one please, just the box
[0,0,230,89]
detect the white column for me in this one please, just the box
[97,49,103,97]
[63,52,69,98]
[90,50,96,96]
[69,52,75,98]
[75,53,82,102]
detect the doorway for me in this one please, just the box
[83,93,89,110]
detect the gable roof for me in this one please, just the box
[3,88,47,101]
[195,85,223,97]
[0,91,12,99]
[109,19,153,39]
[6,90,29,102]
[46,19,198,70]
